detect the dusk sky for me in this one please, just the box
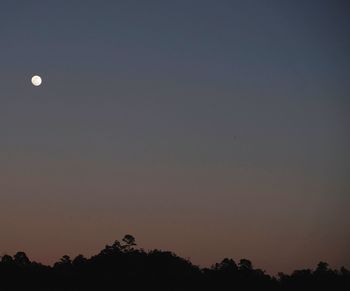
[1,0,349,274]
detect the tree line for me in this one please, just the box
[1,235,349,290]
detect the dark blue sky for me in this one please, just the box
[1,0,349,273]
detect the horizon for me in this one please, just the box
[1,234,347,277]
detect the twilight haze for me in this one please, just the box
[0,0,349,274]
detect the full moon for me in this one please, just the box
[31,75,42,86]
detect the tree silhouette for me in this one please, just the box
[14,251,30,266]
[239,258,253,271]
[122,234,136,247]
[0,235,349,291]
[1,254,13,264]
[315,261,329,273]
[72,254,87,266]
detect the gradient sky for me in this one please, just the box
[1,0,349,274]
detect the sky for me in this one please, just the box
[0,0,349,274]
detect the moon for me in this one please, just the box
[31,75,42,86]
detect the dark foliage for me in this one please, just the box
[1,235,349,290]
